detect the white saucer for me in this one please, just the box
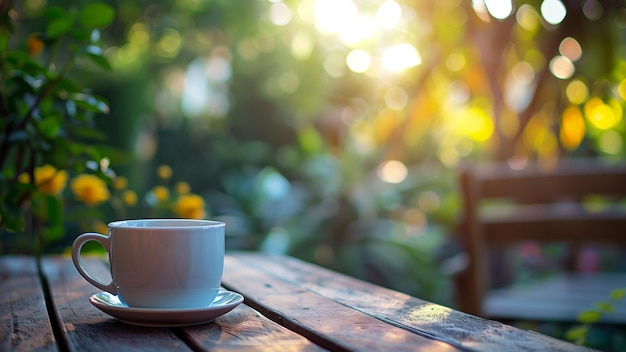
[89,289,244,327]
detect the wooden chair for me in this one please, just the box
[455,159,626,323]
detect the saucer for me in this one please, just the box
[89,289,244,327]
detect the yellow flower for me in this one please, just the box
[19,164,68,196]
[122,190,137,206]
[152,186,170,202]
[70,174,110,206]
[157,165,173,180]
[175,181,191,194]
[174,194,206,219]
[113,176,128,190]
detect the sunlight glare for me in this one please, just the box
[339,15,377,45]
[541,0,567,25]
[382,43,421,72]
[314,0,358,35]
[376,1,402,30]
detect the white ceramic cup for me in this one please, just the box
[71,219,225,309]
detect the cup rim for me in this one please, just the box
[108,219,225,229]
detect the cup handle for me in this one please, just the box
[71,233,117,294]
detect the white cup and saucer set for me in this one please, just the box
[72,219,243,327]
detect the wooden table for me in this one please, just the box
[1,253,593,351]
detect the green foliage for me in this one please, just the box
[567,287,626,346]
[0,2,115,252]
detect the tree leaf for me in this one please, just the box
[78,3,115,29]
[71,93,110,114]
[36,116,61,138]
[595,302,615,314]
[85,46,112,70]
[610,288,626,301]
[47,17,74,39]
[565,325,589,344]
[578,310,602,323]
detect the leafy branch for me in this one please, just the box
[0,3,115,234]
[566,287,626,346]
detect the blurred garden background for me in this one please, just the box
[2,0,626,348]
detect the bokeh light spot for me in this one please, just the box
[378,160,408,184]
[291,32,314,59]
[516,4,540,31]
[382,43,421,72]
[566,80,588,104]
[559,37,582,62]
[549,56,574,79]
[541,0,567,25]
[582,0,603,20]
[446,51,466,72]
[560,106,586,150]
[314,0,357,35]
[279,72,300,93]
[598,130,622,155]
[376,0,402,29]
[384,86,408,110]
[417,191,441,213]
[586,100,621,130]
[484,0,513,20]
[270,2,293,26]
[346,49,371,73]
[157,28,182,59]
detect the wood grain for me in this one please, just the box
[42,256,326,352]
[224,253,595,352]
[222,254,463,352]
[41,256,193,352]
[179,304,327,351]
[0,256,57,352]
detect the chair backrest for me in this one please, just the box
[456,159,626,316]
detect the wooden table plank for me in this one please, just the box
[0,256,58,352]
[179,304,327,351]
[41,256,194,352]
[225,253,595,352]
[222,254,463,352]
[42,256,326,352]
